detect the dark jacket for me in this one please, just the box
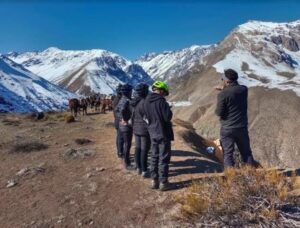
[215,81,248,129]
[144,93,174,141]
[112,95,121,129]
[131,96,148,136]
[115,95,132,132]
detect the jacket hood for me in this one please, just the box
[147,92,165,103]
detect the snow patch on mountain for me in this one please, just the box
[136,45,215,81]
[0,56,75,113]
[214,20,300,96]
[7,48,152,95]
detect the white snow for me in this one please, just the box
[0,56,76,113]
[8,47,151,95]
[170,101,192,107]
[136,45,215,81]
[214,20,300,96]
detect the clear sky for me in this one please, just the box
[0,0,300,59]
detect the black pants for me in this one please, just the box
[135,134,150,172]
[220,127,255,168]
[121,130,133,166]
[116,128,124,157]
[150,138,171,183]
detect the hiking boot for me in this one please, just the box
[124,164,135,171]
[150,180,159,189]
[141,171,148,178]
[117,154,123,159]
[137,168,142,175]
[159,182,172,191]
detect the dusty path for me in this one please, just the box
[0,112,221,227]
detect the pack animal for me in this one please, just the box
[69,98,80,117]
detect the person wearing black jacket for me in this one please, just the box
[131,83,150,177]
[115,84,134,170]
[144,81,174,191]
[215,69,256,168]
[112,84,124,159]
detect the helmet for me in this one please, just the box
[116,84,123,95]
[134,83,149,98]
[152,81,169,96]
[120,84,133,96]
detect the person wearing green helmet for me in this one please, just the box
[143,80,174,191]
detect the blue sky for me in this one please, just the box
[0,0,300,59]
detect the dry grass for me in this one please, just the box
[64,114,75,123]
[2,118,21,126]
[177,167,300,227]
[42,112,68,122]
[11,141,49,153]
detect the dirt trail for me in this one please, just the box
[0,112,221,227]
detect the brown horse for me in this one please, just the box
[94,98,101,112]
[69,98,80,117]
[80,98,88,115]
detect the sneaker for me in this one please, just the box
[159,182,172,191]
[150,180,159,189]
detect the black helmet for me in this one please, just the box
[134,83,149,98]
[116,84,123,95]
[120,84,133,96]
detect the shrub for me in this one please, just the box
[177,167,300,227]
[11,141,48,153]
[65,115,75,123]
[2,118,21,126]
[75,138,92,145]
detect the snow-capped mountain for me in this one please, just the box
[171,20,300,168]
[0,55,75,113]
[136,45,215,81]
[7,47,152,95]
[214,20,300,96]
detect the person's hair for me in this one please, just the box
[224,69,238,81]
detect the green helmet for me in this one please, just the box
[152,81,169,96]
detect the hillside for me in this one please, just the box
[0,111,222,227]
[0,56,75,113]
[170,20,300,168]
[7,48,152,95]
[136,45,214,81]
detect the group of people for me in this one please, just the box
[113,81,173,191]
[112,68,257,191]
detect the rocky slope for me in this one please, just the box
[170,20,300,168]
[0,56,75,113]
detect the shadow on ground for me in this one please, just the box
[169,150,223,190]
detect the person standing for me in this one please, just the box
[215,69,256,168]
[131,83,150,177]
[144,81,174,191]
[116,84,134,170]
[112,84,124,159]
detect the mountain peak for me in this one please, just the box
[44,47,61,52]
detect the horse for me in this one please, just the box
[80,98,88,115]
[94,97,101,112]
[69,98,80,117]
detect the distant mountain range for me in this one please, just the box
[6,47,152,96]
